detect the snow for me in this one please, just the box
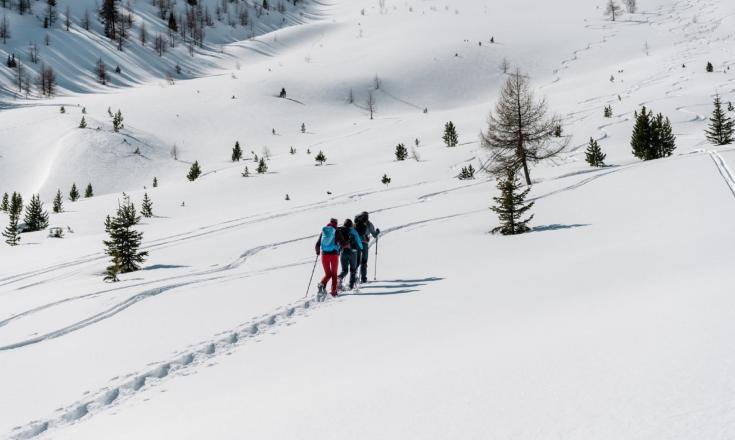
[2,0,735,438]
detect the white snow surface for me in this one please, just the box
[2,0,735,438]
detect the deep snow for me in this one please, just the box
[2,0,735,438]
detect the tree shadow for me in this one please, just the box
[531,224,589,233]
[141,264,190,271]
[346,289,420,297]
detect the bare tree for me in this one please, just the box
[605,0,623,21]
[499,57,510,74]
[37,64,56,96]
[0,14,9,44]
[480,69,566,185]
[81,9,90,30]
[139,22,148,45]
[170,143,178,160]
[29,41,39,64]
[373,74,380,90]
[97,57,107,84]
[367,91,376,120]
[625,0,637,13]
[64,6,71,31]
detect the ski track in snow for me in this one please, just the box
[708,151,735,197]
[5,214,459,440]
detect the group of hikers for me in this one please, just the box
[314,211,380,298]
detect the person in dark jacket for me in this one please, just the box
[337,219,363,290]
[315,218,340,297]
[354,211,380,283]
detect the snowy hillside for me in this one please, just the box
[2,0,735,438]
[0,0,318,98]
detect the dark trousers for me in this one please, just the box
[339,249,358,288]
[357,243,369,281]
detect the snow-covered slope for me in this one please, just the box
[2,0,735,438]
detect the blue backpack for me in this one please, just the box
[320,226,339,253]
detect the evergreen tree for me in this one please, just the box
[82,107,87,114]
[706,62,714,73]
[85,183,93,198]
[289,146,296,155]
[69,183,80,201]
[23,194,49,232]
[458,165,476,180]
[53,189,63,213]
[187,161,202,181]
[604,105,613,118]
[152,177,158,187]
[112,110,124,132]
[100,0,118,39]
[242,166,250,177]
[103,196,147,281]
[3,211,21,246]
[585,138,606,167]
[231,141,243,162]
[443,121,459,147]
[705,93,734,146]
[10,192,23,217]
[301,123,306,133]
[257,158,268,174]
[315,150,327,165]
[60,106,65,114]
[79,116,87,128]
[652,113,676,158]
[491,167,534,235]
[381,174,391,186]
[631,106,652,160]
[553,125,562,137]
[167,12,177,32]
[1,193,8,212]
[141,192,153,217]
[395,143,408,161]
[728,101,734,112]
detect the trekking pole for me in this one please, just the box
[304,255,319,298]
[373,236,379,281]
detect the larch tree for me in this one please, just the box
[480,69,566,185]
[605,0,623,21]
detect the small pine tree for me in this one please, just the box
[10,192,23,217]
[289,146,296,155]
[242,166,250,177]
[604,105,613,118]
[458,165,476,180]
[705,93,734,146]
[315,151,327,165]
[53,189,63,213]
[631,106,652,160]
[395,143,408,161]
[728,101,734,112]
[253,153,259,162]
[652,113,677,158]
[60,106,65,114]
[112,110,124,132]
[257,158,268,174]
[0,193,8,212]
[706,62,714,73]
[491,167,534,235]
[3,211,21,246]
[301,123,306,133]
[79,116,87,128]
[554,125,562,137]
[69,183,80,201]
[85,183,93,198]
[103,197,148,281]
[23,194,49,232]
[152,177,158,187]
[306,148,311,155]
[285,194,290,201]
[82,107,87,114]
[585,138,606,167]
[141,193,153,217]
[187,161,202,181]
[443,121,459,147]
[381,174,391,186]
[232,141,243,162]
[107,107,113,117]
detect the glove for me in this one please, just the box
[375,228,380,235]
[316,249,321,256]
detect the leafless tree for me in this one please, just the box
[170,144,179,160]
[0,14,9,44]
[29,40,39,63]
[367,91,376,120]
[378,0,386,14]
[140,22,147,46]
[97,57,107,84]
[499,57,510,74]
[154,33,166,56]
[373,74,381,90]
[81,9,90,30]
[37,64,56,96]
[480,69,566,185]
[605,0,623,21]
[64,6,71,31]
[348,88,354,104]
[625,0,637,13]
